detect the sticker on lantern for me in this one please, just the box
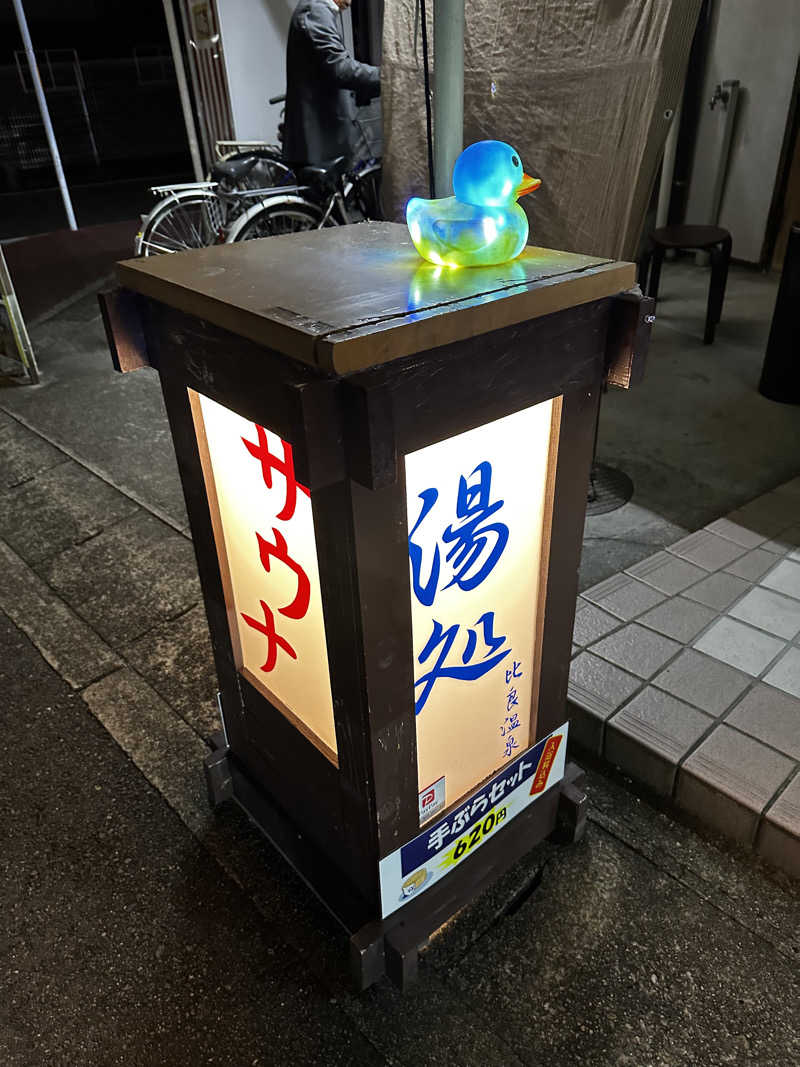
[379,721,569,917]
[190,391,336,760]
[405,400,557,810]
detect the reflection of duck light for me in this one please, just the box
[406,258,528,313]
[406,140,541,267]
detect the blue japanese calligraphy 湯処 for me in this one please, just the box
[410,461,511,713]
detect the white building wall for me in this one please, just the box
[216,0,357,146]
[216,0,295,143]
[686,0,800,264]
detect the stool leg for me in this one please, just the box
[705,235,732,344]
[647,245,665,303]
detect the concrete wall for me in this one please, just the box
[216,0,356,145]
[216,0,294,143]
[686,0,800,263]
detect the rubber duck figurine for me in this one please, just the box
[406,140,541,268]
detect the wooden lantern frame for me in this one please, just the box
[101,223,651,988]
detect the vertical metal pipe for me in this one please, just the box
[433,0,464,197]
[11,0,77,231]
[162,0,204,181]
[73,55,101,167]
[656,96,682,229]
[419,0,435,198]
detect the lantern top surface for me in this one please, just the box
[117,222,634,374]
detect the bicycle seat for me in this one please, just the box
[210,156,258,183]
[296,156,349,191]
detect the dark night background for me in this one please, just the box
[0,0,171,62]
[1,0,191,236]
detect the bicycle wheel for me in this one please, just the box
[349,163,383,222]
[137,190,222,256]
[231,201,322,241]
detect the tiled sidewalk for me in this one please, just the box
[570,477,800,879]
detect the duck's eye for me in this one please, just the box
[511,155,519,167]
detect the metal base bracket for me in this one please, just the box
[550,761,588,844]
[203,733,588,991]
[204,731,234,809]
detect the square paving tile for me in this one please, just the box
[694,617,785,677]
[705,517,768,550]
[581,573,665,621]
[677,724,796,845]
[567,651,642,753]
[652,649,750,717]
[757,773,800,879]
[37,510,202,647]
[626,552,708,596]
[728,586,800,640]
[0,420,67,490]
[726,684,800,760]
[724,504,788,541]
[763,647,800,700]
[605,688,713,795]
[637,596,716,644]
[572,599,620,647]
[124,604,220,739]
[724,548,780,582]
[683,571,750,611]
[760,524,800,557]
[761,559,800,601]
[669,530,747,572]
[590,623,681,680]
[0,461,139,564]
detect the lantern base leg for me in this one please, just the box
[349,765,588,992]
[203,733,586,992]
[549,761,588,844]
[204,731,234,809]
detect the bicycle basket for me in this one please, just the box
[202,196,225,236]
[354,101,383,161]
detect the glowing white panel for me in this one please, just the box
[191,390,336,760]
[406,400,557,811]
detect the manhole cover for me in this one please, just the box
[586,463,633,516]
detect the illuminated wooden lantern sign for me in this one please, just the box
[102,222,650,989]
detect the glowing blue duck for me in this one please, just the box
[406,140,541,268]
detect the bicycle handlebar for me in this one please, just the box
[268,93,286,105]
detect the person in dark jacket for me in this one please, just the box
[284,0,380,166]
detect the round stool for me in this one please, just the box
[642,224,732,344]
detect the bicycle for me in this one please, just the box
[225,152,382,241]
[135,95,381,256]
[134,146,293,256]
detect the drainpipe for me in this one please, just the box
[11,0,77,230]
[433,0,464,197]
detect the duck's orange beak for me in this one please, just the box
[516,174,542,198]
